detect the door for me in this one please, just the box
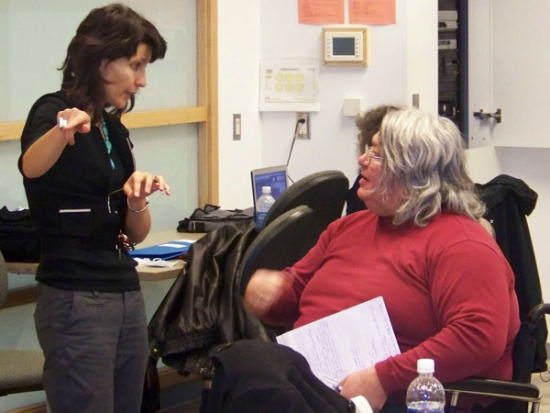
[468,1,550,149]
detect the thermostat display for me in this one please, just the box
[322,27,368,66]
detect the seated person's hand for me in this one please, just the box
[243,269,286,319]
[339,366,387,413]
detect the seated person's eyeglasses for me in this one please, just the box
[364,145,382,162]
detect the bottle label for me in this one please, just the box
[255,211,268,228]
[407,402,444,413]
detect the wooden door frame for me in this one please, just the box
[197,0,219,206]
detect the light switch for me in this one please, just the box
[233,114,241,140]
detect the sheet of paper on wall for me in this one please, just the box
[276,296,400,387]
[259,58,320,112]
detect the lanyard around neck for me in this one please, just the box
[101,118,115,169]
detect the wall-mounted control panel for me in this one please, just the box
[322,27,368,66]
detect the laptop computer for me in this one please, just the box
[250,165,288,214]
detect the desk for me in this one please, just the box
[133,230,204,281]
[6,230,205,282]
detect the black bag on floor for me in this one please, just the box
[0,206,40,262]
[177,204,254,233]
[0,206,41,262]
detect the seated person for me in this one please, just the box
[346,104,400,215]
[244,108,520,412]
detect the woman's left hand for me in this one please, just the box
[123,171,171,200]
[339,366,387,413]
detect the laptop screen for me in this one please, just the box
[250,165,288,212]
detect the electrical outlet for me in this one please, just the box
[295,112,310,140]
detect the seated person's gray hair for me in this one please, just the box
[376,108,486,226]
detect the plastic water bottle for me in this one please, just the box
[255,186,275,228]
[406,359,445,413]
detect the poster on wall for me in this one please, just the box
[259,58,320,112]
[349,0,396,25]
[298,0,345,25]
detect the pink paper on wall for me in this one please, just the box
[349,0,396,25]
[298,0,345,25]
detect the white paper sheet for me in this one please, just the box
[276,296,400,387]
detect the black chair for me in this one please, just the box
[445,303,548,413]
[476,175,548,373]
[236,204,315,296]
[445,176,548,413]
[0,251,44,397]
[262,170,349,258]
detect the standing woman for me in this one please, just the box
[18,4,169,413]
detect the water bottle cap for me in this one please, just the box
[262,186,272,194]
[417,358,435,373]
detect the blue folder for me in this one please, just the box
[129,240,194,260]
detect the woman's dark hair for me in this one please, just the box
[355,104,400,156]
[60,3,167,123]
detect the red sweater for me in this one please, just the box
[266,210,520,402]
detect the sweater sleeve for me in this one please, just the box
[263,219,338,326]
[375,239,519,395]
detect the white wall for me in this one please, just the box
[406,0,438,112]
[259,0,408,187]
[217,0,438,209]
[216,0,263,210]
